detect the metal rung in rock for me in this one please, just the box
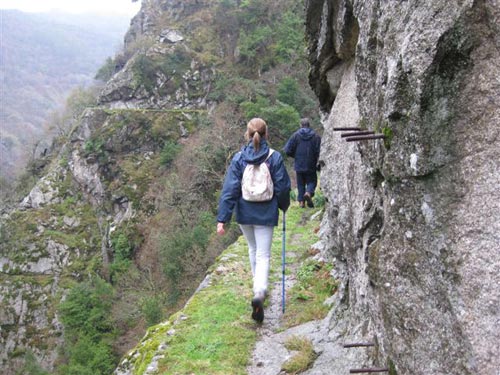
[345,134,386,142]
[349,368,389,373]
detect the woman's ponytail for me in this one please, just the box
[245,118,268,151]
[253,132,261,151]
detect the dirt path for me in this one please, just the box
[246,255,298,375]
[246,209,372,375]
[246,228,305,375]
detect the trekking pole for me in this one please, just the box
[282,211,286,313]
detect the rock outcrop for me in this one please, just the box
[306,0,500,374]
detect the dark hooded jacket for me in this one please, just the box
[217,140,291,226]
[283,127,321,172]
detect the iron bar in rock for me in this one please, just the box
[341,131,375,138]
[343,343,375,348]
[349,368,389,373]
[333,127,362,131]
[345,134,386,142]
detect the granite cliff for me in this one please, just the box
[0,0,315,373]
[306,0,499,374]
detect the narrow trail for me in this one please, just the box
[247,212,312,375]
[247,251,299,375]
[246,209,372,375]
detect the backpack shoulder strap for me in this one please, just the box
[265,148,275,162]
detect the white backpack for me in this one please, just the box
[241,149,275,202]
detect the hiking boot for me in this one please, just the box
[299,201,305,208]
[251,297,264,323]
[304,192,314,208]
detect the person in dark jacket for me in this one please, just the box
[284,118,321,208]
[217,118,291,323]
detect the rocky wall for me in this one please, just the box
[306,0,500,374]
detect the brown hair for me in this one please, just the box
[245,118,268,151]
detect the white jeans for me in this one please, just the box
[239,224,274,298]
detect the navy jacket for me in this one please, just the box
[284,127,321,172]
[217,140,291,226]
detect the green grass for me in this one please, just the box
[118,204,335,375]
[157,288,256,374]
[281,335,317,374]
[283,259,337,328]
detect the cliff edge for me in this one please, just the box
[306,0,500,374]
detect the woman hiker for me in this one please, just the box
[216,118,291,323]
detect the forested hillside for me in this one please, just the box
[0,10,130,183]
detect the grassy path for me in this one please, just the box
[115,204,335,375]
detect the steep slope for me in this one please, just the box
[305,1,500,374]
[0,0,317,374]
[112,205,329,375]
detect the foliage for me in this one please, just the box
[273,10,305,62]
[95,57,115,82]
[160,214,212,298]
[57,277,117,375]
[312,189,326,208]
[238,26,275,71]
[140,296,164,327]
[83,138,105,156]
[208,75,267,104]
[241,95,300,140]
[159,141,182,166]
[59,277,115,339]
[110,231,133,261]
[57,335,116,375]
[16,351,50,375]
[283,259,337,328]
[277,77,317,118]
[109,225,143,283]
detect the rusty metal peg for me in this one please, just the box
[349,368,389,373]
[341,131,375,138]
[343,342,375,348]
[345,134,386,142]
[333,127,362,131]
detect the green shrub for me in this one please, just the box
[95,57,115,82]
[241,95,300,140]
[83,138,104,156]
[160,141,181,166]
[274,10,305,62]
[57,335,116,375]
[59,277,115,339]
[141,296,164,326]
[58,277,117,375]
[110,232,132,261]
[160,217,211,299]
[109,259,131,284]
[313,190,326,208]
[131,54,158,92]
[277,77,316,117]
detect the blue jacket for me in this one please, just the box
[217,140,291,226]
[284,127,321,172]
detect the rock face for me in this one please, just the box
[305,0,500,374]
